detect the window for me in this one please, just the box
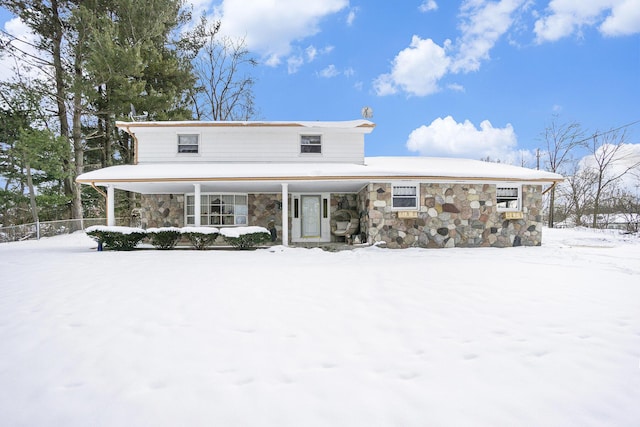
[300,135,322,154]
[496,186,521,211]
[178,134,199,154]
[392,184,418,209]
[186,194,248,225]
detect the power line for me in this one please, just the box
[574,119,640,145]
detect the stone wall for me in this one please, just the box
[248,193,283,243]
[138,194,185,228]
[364,183,544,249]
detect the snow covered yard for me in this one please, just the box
[1,229,639,427]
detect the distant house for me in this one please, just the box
[76,120,563,248]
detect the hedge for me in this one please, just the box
[85,226,270,251]
[85,225,147,251]
[220,226,271,250]
[180,227,220,250]
[146,227,182,250]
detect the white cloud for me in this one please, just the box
[0,17,42,80]
[447,83,465,92]
[286,45,334,74]
[406,116,519,161]
[600,0,640,36]
[419,1,438,12]
[534,0,640,43]
[373,36,451,96]
[347,7,359,25]
[318,64,340,78]
[452,0,526,73]
[578,143,640,192]
[317,64,354,78]
[212,0,348,66]
[374,1,526,96]
[287,55,304,74]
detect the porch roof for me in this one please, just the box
[76,156,563,194]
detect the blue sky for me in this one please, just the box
[2,0,639,165]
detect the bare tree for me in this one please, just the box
[191,21,258,121]
[559,160,596,226]
[540,116,585,227]
[587,129,640,228]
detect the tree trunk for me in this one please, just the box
[547,186,555,228]
[25,161,39,224]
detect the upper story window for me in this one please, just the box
[300,135,322,154]
[178,134,199,154]
[496,186,521,211]
[392,184,419,210]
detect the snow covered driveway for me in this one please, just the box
[1,229,639,426]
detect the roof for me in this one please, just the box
[115,119,376,131]
[76,156,563,194]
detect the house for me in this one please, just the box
[76,120,563,248]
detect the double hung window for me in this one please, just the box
[300,135,322,154]
[392,184,418,209]
[186,194,248,225]
[496,186,521,211]
[178,134,199,154]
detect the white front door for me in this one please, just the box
[291,193,331,242]
[301,195,321,238]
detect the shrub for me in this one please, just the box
[85,226,147,251]
[181,227,220,250]
[220,226,271,250]
[146,227,182,250]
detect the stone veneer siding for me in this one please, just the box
[363,183,544,249]
[138,194,185,228]
[139,193,285,243]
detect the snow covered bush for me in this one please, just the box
[220,226,270,250]
[180,227,220,250]
[85,226,147,251]
[146,227,182,250]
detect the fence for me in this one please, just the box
[0,218,110,243]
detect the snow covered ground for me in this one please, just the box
[1,228,639,426]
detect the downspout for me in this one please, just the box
[542,181,558,196]
[91,182,109,225]
[119,125,139,165]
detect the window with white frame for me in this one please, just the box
[392,184,419,209]
[496,186,521,211]
[300,135,322,154]
[178,134,199,154]
[185,193,248,225]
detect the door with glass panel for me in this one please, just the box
[301,195,321,238]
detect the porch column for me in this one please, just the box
[107,185,115,226]
[194,183,201,227]
[281,183,289,246]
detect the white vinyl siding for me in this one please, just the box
[135,127,365,163]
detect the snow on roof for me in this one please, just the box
[115,119,375,130]
[77,156,562,184]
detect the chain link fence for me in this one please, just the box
[0,218,111,243]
